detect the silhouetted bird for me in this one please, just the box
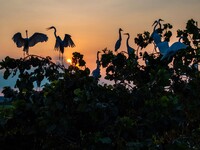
[92,51,101,80]
[151,20,187,61]
[152,19,163,29]
[12,30,48,56]
[124,33,135,56]
[115,28,123,52]
[47,26,75,63]
[157,37,188,60]
[151,19,163,45]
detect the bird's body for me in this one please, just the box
[158,41,187,60]
[47,26,75,62]
[151,20,187,61]
[124,33,135,56]
[12,30,48,56]
[156,41,169,55]
[115,28,123,52]
[151,30,161,45]
[92,51,101,80]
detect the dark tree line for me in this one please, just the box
[0,19,200,149]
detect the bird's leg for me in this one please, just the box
[62,53,63,65]
[136,46,140,58]
[59,51,60,60]
[153,43,157,53]
[62,55,63,65]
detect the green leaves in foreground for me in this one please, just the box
[0,19,200,149]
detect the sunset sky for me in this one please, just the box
[0,0,200,93]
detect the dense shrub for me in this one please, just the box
[0,19,200,149]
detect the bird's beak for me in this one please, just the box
[123,33,128,35]
[46,27,52,30]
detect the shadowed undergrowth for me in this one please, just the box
[0,19,200,149]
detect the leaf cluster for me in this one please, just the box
[0,19,200,149]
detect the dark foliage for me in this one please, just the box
[0,19,200,149]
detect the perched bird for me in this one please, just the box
[152,19,163,30]
[157,37,188,60]
[151,19,163,45]
[92,51,101,80]
[115,28,123,52]
[124,33,135,56]
[12,30,48,56]
[151,20,187,61]
[47,26,75,63]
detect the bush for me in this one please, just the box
[0,19,200,149]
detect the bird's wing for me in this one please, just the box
[63,34,75,47]
[169,42,188,53]
[29,33,48,47]
[12,32,25,47]
[161,42,187,61]
[157,41,169,55]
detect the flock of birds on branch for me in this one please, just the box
[151,19,188,60]
[12,26,75,63]
[92,19,189,79]
[113,19,188,60]
[12,20,188,80]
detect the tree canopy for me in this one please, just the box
[0,19,200,149]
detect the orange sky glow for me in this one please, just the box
[0,0,200,92]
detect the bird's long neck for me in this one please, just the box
[153,21,161,31]
[97,52,100,61]
[96,52,100,68]
[153,22,158,31]
[53,27,57,38]
[26,30,28,38]
[119,29,122,40]
[126,34,130,47]
[179,36,183,42]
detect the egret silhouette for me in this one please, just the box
[124,33,135,56]
[157,37,188,60]
[151,19,163,45]
[152,19,163,29]
[92,51,101,80]
[12,30,48,56]
[47,26,75,63]
[115,28,123,52]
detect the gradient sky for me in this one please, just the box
[0,0,200,93]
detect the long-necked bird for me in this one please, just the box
[151,19,163,45]
[115,28,123,52]
[124,33,135,56]
[92,51,101,80]
[12,30,48,56]
[152,19,163,30]
[47,26,75,63]
[157,37,188,60]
